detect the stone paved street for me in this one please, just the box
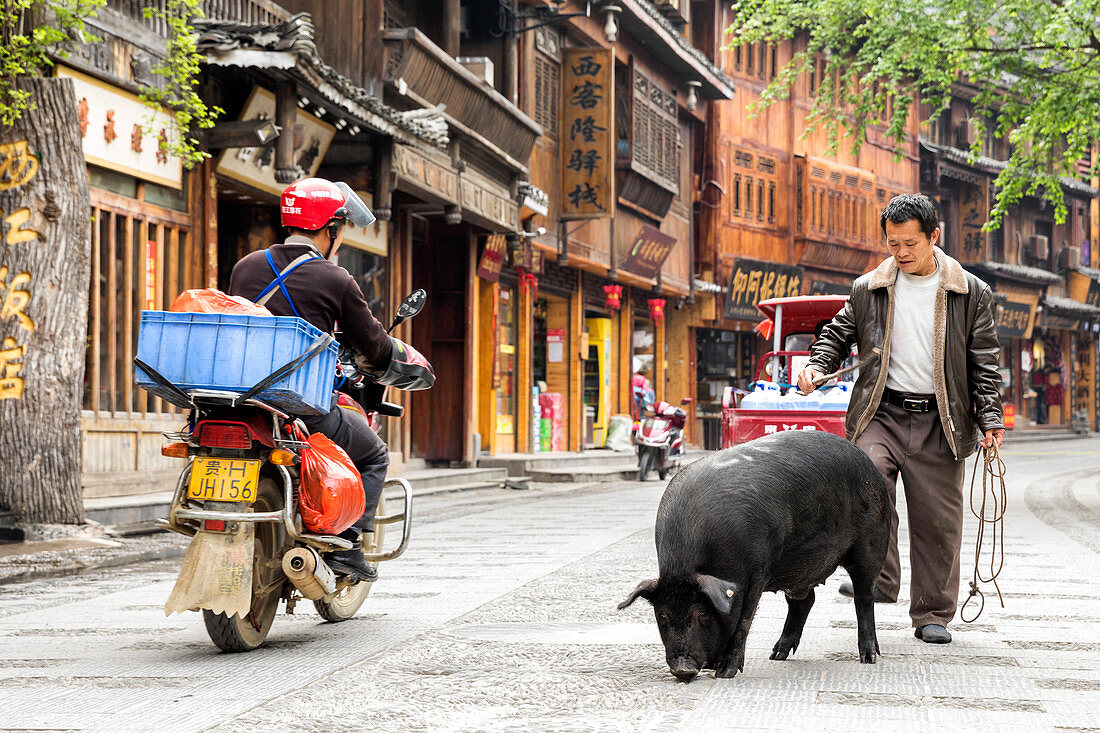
[0,438,1097,732]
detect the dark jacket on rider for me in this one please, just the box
[228,235,390,366]
[806,247,1003,459]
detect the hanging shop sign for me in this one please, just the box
[1067,270,1100,308]
[723,258,804,320]
[477,233,508,282]
[811,279,851,296]
[56,66,182,189]
[620,225,677,280]
[560,48,614,219]
[340,191,388,257]
[216,86,334,197]
[957,181,988,262]
[995,299,1035,339]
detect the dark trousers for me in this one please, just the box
[855,402,966,628]
[302,404,389,533]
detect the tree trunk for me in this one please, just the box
[0,77,91,524]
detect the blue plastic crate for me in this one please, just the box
[135,311,338,415]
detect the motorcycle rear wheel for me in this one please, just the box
[314,494,385,622]
[202,477,285,652]
[638,449,654,481]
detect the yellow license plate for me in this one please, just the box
[188,458,260,502]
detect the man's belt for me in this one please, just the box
[882,387,937,413]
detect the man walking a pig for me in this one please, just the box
[797,193,1005,645]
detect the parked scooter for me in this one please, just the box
[140,290,432,652]
[635,398,691,481]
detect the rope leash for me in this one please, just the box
[960,442,1007,623]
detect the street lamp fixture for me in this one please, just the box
[686,81,702,112]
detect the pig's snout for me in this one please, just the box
[669,657,700,683]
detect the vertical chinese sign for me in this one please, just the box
[958,182,988,262]
[0,77,92,524]
[561,48,614,219]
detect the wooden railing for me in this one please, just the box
[384,28,541,166]
[107,0,290,32]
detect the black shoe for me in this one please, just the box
[326,547,378,583]
[915,624,951,644]
[838,581,894,603]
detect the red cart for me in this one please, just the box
[722,295,849,447]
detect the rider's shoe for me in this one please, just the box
[326,546,378,583]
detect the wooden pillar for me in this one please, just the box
[616,299,632,416]
[202,157,218,288]
[517,278,533,451]
[464,228,478,464]
[477,277,497,455]
[502,12,518,104]
[569,272,584,450]
[274,82,298,184]
[443,0,461,57]
[654,314,667,402]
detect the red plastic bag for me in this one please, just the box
[170,288,273,316]
[298,433,365,535]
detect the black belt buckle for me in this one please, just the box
[901,395,931,412]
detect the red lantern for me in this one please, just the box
[603,284,622,311]
[518,269,538,300]
[647,298,666,322]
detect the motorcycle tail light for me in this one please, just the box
[203,520,227,531]
[197,423,251,449]
[161,442,189,458]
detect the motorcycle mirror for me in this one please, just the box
[389,289,427,331]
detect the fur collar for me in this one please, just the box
[867,246,968,294]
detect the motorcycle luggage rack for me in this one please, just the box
[157,465,413,561]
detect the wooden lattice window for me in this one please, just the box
[534,52,559,138]
[86,191,197,415]
[630,69,680,192]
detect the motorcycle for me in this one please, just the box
[635,398,691,481]
[145,290,431,652]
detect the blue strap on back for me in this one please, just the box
[256,250,319,318]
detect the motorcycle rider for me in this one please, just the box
[228,177,390,582]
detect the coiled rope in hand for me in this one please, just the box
[960,442,1007,623]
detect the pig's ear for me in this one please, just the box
[695,574,743,617]
[618,579,659,609]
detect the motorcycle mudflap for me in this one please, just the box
[164,522,255,619]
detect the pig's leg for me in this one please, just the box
[770,588,815,661]
[715,582,763,678]
[847,563,880,663]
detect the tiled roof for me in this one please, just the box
[964,260,1063,285]
[1042,295,1100,319]
[194,13,448,147]
[920,138,1098,197]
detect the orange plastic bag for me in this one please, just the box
[298,433,365,535]
[170,288,273,316]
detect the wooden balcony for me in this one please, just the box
[383,28,541,168]
[108,0,290,34]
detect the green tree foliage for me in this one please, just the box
[140,0,222,167]
[729,0,1100,227]
[0,0,105,127]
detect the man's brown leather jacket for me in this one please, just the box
[807,247,1004,458]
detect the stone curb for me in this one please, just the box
[0,542,187,587]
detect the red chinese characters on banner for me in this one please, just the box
[476,233,508,282]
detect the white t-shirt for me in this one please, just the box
[886,266,940,394]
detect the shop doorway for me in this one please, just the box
[534,294,569,451]
[494,284,518,454]
[410,221,469,462]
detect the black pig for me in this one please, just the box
[619,430,888,681]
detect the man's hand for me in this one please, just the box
[980,428,1005,450]
[797,368,824,395]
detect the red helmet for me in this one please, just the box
[280,178,376,231]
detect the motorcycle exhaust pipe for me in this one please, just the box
[281,547,337,600]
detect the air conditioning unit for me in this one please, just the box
[1059,245,1082,271]
[1026,234,1050,262]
